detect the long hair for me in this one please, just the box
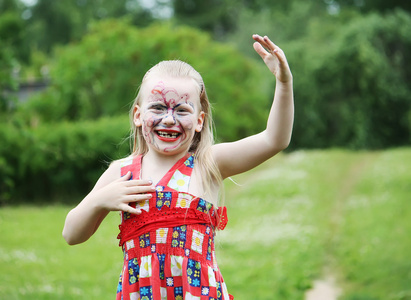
[129,60,223,203]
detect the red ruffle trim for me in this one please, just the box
[118,204,228,246]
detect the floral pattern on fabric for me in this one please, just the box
[128,258,139,285]
[140,256,152,278]
[168,170,191,192]
[156,190,172,210]
[176,192,194,208]
[116,154,232,300]
[184,155,195,168]
[197,199,213,213]
[156,228,168,244]
[139,233,150,249]
[171,225,187,248]
[187,259,201,287]
[170,255,184,277]
[139,286,153,300]
[157,254,166,280]
[191,230,204,254]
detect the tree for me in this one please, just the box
[333,0,411,13]
[17,19,268,142]
[24,0,154,53]
[172,0,238,38]
[289,10,411,148]
[0,1,27,114]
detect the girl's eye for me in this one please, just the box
[177,108,189,114]
[150,105,166,112]
[176,105,193,115]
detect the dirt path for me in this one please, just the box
[304,153,379,300]
[305,274,341,300]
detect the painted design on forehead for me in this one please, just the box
[149,81,193,109]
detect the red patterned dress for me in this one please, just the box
[116,153,232,300]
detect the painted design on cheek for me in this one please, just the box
[142,81,197,153]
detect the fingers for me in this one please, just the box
[125,193,153,203]
[252,34,283,56]
[119,203,142,215]
[127,184,156,194]
[118,171,133,181]
[253,34,273,52]
[123,178,153,187]
[253,42,267,60]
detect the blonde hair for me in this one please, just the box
[129,60,223,203]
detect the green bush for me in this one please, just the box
[3,19,271,203]
[288,9,411,149]
[0,116,129,204]
[18,19,268,142]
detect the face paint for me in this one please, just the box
[139,80,202,155]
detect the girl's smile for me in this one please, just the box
[134,78,204,156]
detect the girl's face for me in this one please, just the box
[134,77,205,156]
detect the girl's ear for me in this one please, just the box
[133,105,142,127]
[195,111,205,132]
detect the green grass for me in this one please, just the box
[0,206,121,299]
[1,149,410,299]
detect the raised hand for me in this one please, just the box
[252,34,292,83]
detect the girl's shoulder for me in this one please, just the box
[116,155,139,168]
[97,155,138,184]
[109,155,138,172]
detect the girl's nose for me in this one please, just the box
[162,110,176,125]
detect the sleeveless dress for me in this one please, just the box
[116,153,233,300]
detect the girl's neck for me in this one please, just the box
[143,149,189,166]
[140,150,190,183]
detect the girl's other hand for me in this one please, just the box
[93,171,154,215]
[252,34,293,83]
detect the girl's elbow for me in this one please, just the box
[280,139,291,151]
[269,138,291,155]
[62,228,81,246]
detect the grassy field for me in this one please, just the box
[1,149,410,299]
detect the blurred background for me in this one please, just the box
[1,0,411,299]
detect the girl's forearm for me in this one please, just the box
[265,80,294,151]
[62,195,108,245]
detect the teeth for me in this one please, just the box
[158,131,179,138]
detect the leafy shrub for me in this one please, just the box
[0,116,129,204]
[3,19,272,203]
[18,19,268,142]
[288,10,411,149]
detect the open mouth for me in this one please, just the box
[156,130,181,140]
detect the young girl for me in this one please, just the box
[63,34,293,300]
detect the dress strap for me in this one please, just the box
[157,153,195,193]
[120,156,142,179]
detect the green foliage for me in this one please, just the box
[0,9,26,113]
[25,0,154,53]
[18,19,268,140]
[335,0,411,13]
[287,10,411,149]
[229,5,411,149]
[4,20,268,203]
[0,116,129,204]
[172,0,238,38]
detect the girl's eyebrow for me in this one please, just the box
[147,103,166,109]
[175,102,195,109]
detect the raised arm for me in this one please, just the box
[62,161,154,245]
[213,34,294,179]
